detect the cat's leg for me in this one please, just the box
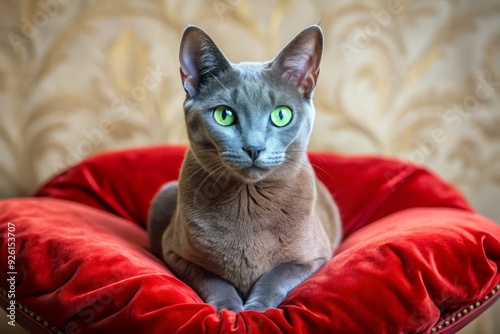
[165,252,244,313]
[149,183,243,312]
[244,260,326,311]
[147,181,178,257]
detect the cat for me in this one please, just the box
[148,24,342,313]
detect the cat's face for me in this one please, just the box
[179,26,323,182]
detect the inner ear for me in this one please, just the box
[271,25,323,97]
[179,25,231,97]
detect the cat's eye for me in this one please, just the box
[213,105,236,126]
[269,106,293,127]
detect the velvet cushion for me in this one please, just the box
[0,145,499,333]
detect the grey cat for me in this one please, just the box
[148,25,341,313]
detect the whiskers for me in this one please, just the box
[192,161,226,205]
[182,148,223,184]
[193,160,236,204]
[306,151,335,180]
[183,159,221,184]
[195,148,222,154]
[283,150,334,179]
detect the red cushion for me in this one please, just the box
[36,145,472,239]
[0,145,499,334]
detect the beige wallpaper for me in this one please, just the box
[0,1,499,332]
[1,0,499,221]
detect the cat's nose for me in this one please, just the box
[243,146,265,162]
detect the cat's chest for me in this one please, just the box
[188,197,297,252]
[184,186,306,266]
[190,183,306,235]
[177,179,315,293]
[186,210,292,294]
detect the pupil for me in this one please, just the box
[279,109,284,120]
[222,110,227,120]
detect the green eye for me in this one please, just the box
[213,105,236,126]
[270,106,293,127]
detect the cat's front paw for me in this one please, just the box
[208,296,244,313]
[243,301,267,312]
[243,297,280,312]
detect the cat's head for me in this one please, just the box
[179,25,323,182]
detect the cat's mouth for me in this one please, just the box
[218,151,286,182]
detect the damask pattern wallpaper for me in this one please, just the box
[0,0,499,332]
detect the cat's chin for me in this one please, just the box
[232,166,272,183]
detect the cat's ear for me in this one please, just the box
[179,25,231,97]
[270,25,323,97]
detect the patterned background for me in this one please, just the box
[0,0,499,332]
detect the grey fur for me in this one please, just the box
[148,25,342,313]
